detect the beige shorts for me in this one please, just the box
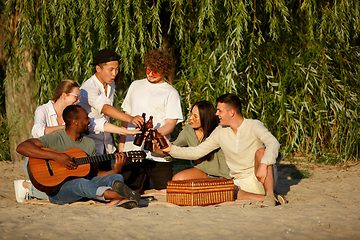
[233,165,278,195]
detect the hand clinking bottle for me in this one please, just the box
[133,113,146,146]
[154,129,169,149]
[143,129,154,151]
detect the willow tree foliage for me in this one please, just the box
[3,0,360,162]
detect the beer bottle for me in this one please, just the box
[154,129,169,149]
[144,129,154,151]
[133,113,146,146]
[145,116,153,130]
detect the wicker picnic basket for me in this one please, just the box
[166,178,234,206]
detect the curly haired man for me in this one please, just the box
[119,49,183,191]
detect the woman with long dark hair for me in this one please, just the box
[170,101,230,180]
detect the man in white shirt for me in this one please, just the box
[163,93,282,206]
[120,49,183,191]
[79,49,144,160]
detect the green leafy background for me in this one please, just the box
[1,0,359,163]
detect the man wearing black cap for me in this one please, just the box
[79,49,144,161]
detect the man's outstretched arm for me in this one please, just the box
[101,104,144,128]
[161,136,219,161]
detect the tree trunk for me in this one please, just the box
[5,50,36,161]
[0,4,6,114]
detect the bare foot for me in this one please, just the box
[106,199,124,206]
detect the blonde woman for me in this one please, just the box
[15,80,140,202]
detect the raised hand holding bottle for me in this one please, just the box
[154,129,169,149]
[133,113,146,146]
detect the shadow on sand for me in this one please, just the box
[275,162,308,195]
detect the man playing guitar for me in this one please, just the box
[16,105,140,209]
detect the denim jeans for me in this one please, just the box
[23,157,49,200]
[48,174,124,205]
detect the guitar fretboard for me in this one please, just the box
[74,154,116,166]
[73,151,144,166]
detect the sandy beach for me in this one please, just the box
[1,159,360,240]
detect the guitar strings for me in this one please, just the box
[73,151,144,166]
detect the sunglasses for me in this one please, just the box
[145,67,160,78]
[69,93,81,100]
[190,114,199,122]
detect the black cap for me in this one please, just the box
[93,49,119,65]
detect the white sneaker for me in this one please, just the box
[14,180,30,203]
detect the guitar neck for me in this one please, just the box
[74,152,132,166]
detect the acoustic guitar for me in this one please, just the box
[27,147,146,193]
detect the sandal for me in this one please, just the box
[276,193,288,205]
[112,180,141,203]
[113,199,138,209]
[257,194,277,207]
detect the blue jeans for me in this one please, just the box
[48,174,124,205]
[23,157,49,200]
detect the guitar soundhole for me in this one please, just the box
[46,160,54,176]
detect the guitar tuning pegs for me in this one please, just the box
[132,158,143,163]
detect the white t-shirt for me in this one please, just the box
[122,78,183,162]
[79,74,116,155]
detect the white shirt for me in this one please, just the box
[32,100,106,139]
[32,101,62,138]
[170,118,280,184]
[79,74,116,155]
[122,78,183,162]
